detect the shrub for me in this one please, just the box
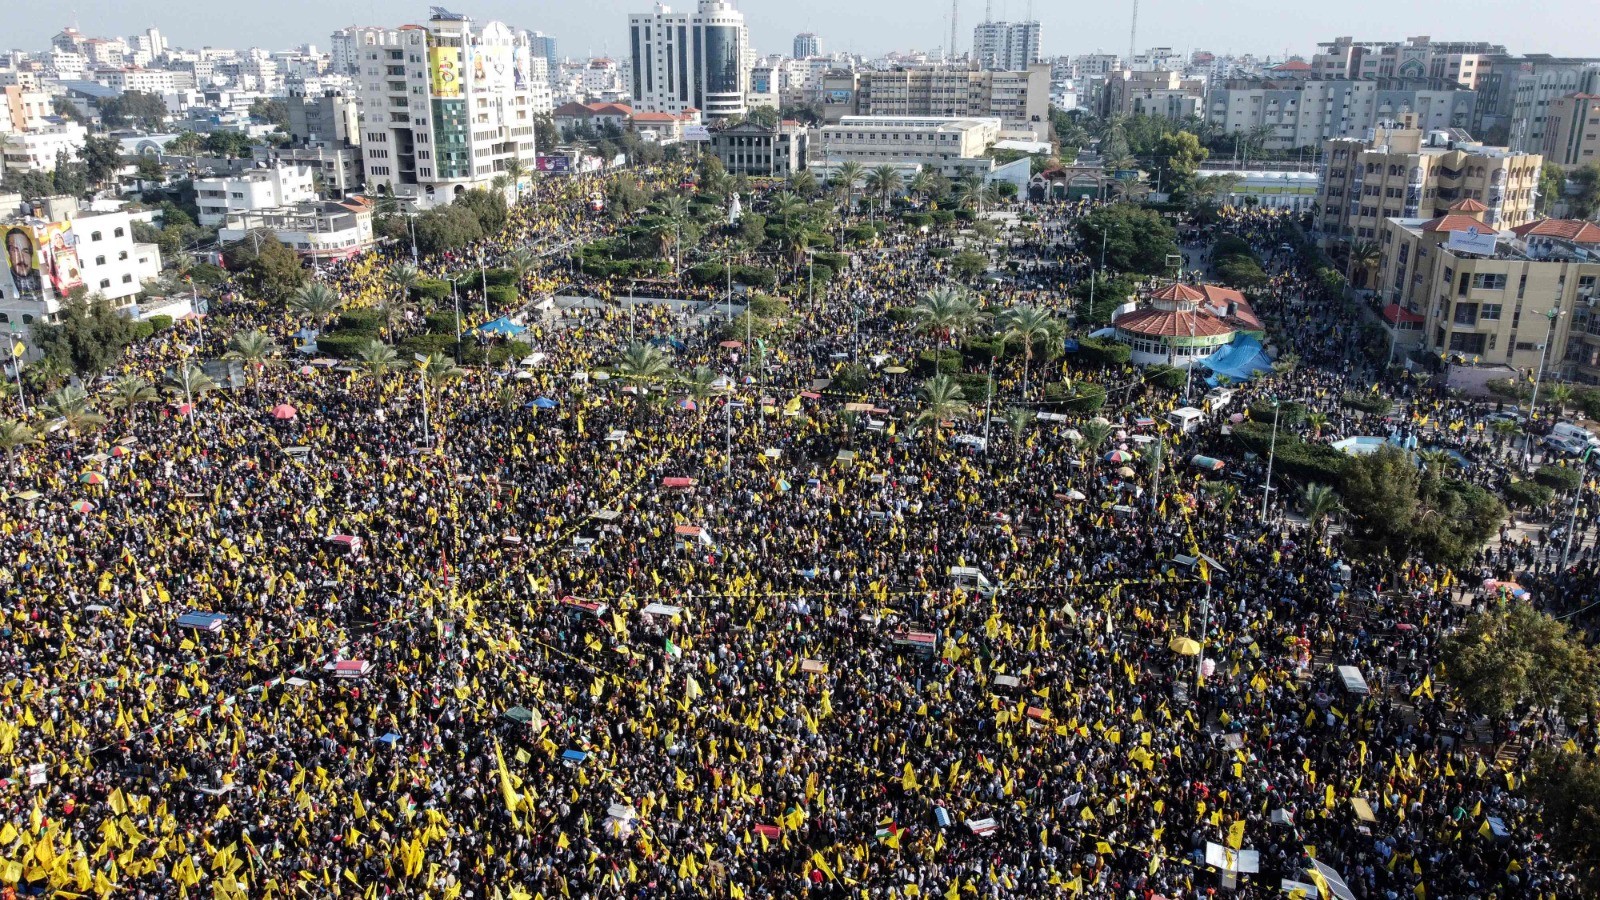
[1504,480,1555,509]
[845,223,878,244]
[1076,336,1131,367]
[953,209,976,222]
[1486,378,1532,403]
[931,210,956,227]
[887,307,918,324]
[732,265,777,290]
[314,332,374,359]
[1535,465,1583,492]
[1249,400,1308,428]
[336,309,385,335]
[687,262,725,285]
[1340,391,1393,416]
[963,337,1008,364]
[147,314,174,332]
[1231,421,1347,485]
[902,212,933,229]
[952,372,994,402]
[1146,364,1187,391]
[927,247,954,260]
[1049,383,1107,412]
[414,278,452,302]
[486,284,519,311]
[915,349,963,376]
[425,311,461,335]
[398,333,458,359]
[833,363,871,395]
[748,293,789,320]
[131,320,156,341]
[718,312,774,343]
[950,251,989,279]
[813,252,850,272]
[483,268,518,287]
[459,338,531,367]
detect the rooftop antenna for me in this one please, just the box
[984,0,992,23]
[1128,0,1138,68]
[950,0,958,63]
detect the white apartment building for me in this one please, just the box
[1207,79,1477,151]
[331,26,390,75]
[217,200,375,262]
[1,124,88,173]
[973,21,1041,73]
[1073,54,1123,79]
[813,115,1002,178]
[74,209,163,310]
[194,165,318,226]
[355,11,542,209]
[628,0,750,119]
[95,67,185,93]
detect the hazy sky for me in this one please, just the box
[12,0,1598,60]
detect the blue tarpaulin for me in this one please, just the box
[476,317,527,336]
[1202,336,1274,385]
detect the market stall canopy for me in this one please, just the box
[476,317,528,336]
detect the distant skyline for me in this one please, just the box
[11,0,1599,61]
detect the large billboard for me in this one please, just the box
[1446,225,1499,257]
[430,47,462,98]
[469,43,515,94]
[535,155,570,172]
[4,222,81,302]
[36,222,83,296]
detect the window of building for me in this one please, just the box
[1480,303,1502,320]
[99,279,110,289]
[113,227,124,238]
[1471,273,1507,290]
[90,231,102,241]
[94,255,105,265]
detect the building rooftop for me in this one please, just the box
[1420,213,1496,234]
[1511,218,1600,245]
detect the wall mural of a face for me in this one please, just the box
[5,227,42,301]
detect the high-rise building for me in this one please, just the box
[824,62,1051,141]
[794,33,819,59]
[972,21,1040,72]
[627,0,749,119]
[1208,78,1478,152]
[354,9,541,209]
[331,26,389,76]
[527,32,558,85]
[1540,93,1600,169]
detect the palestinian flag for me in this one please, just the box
[665,637,682,659]
[875,818,900,841]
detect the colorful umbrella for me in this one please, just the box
[1104,450,1133,463]
[108,445,130,458]
[675,399,698,411]
[72,500,94,514]
[271,404,297,420]
[1117,466,1136,478]
[78,472,107,485]
[719,340,744,349]
[1168,637,1202,656]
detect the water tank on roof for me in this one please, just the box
[1428,130,1450,148]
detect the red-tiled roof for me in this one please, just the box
[1113,308,1236,338]
[1149,282,1206,303]
[1198,285,1262,329]
[631,112,682,122]
[1449,198,1488,213]
[1273,61,1312,71]
[1511,218,1600,244]
[1421,214,1497,234]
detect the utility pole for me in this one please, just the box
[949,0,959,63]
[1522,308,1561,470]
[1128,0,1139,69]
[1262,400,1281,521]
[1562,447,1593,570]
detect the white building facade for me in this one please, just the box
[194,165,318,226]
[973,21,1041,72]
[74,209,163,309]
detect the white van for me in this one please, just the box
[949,566,999,598]
[1203,387,1237,412]
[1167,407,1204,434]
[1550,422,1599,449]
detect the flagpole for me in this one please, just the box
[9,323,27,416]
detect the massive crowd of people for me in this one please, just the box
[0,164,1590,899]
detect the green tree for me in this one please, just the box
[914,374,969,431]
[1151,130,1209,198]
[164,132,204,156]
[613,342,673,383]
[1528,749,1600,879]
[413,204,485,256]
[912,286,985,350]
[42,385,107,445]
[223,232,308,304]
[456,188,509,236]
[78,135,124,188]
[788,169,819,197]
[30,295,139,377]
[290,282,344,330]
[745,106,780,128]
[105,375,159,424]
[202,131,257,159]
[1443,604,1600,728]
[1342,444,1505,568]
[1569,161,1600,219]
[0,419,40,467]
[1538,163,1568,216]
[998,305,1061,399]
[1077,204,1181,275]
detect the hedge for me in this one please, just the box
[1503,480,1555,509]
[1076,336,1131,367]
[952,373,993,402]
[902,212,934,229]
[845,223,878,244]
[813,252,850,273]
[398,333,458,359]
[931,210,957,226]
[1146,364,1187,391]
[486,284,519,310]
[1534,465,1582,492]
[747,293,790,319]
[963,337,1008,364]
[927,247,955,260]
[148,314,174,332]
[425,311,461,335]
[915,349,963,376]
[1340,391,1393,416]
[415,279,452,302]
[483,268,518,287]
[335,310,385,335]
[1042,382,1106,412]
[131,320,156,341]
[1231,420,1347,484]
[459,339,531,367]
[1248,400,1308,428]
[314,333,375,359]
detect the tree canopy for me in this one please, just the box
[1075,204,1180,275]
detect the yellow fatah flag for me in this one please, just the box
[1226,819,1245,850]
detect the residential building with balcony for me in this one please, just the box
[194,165,317,226]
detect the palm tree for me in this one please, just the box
[42,385,107,445]
[684,366,718,405]
[291,282,343,331]
[1306,411,1329,439]
[1205,481,1239,515]
[1301,482,1343,535]
[771,192,808,231]
[0,419,39,468]
[911,286,984,350]
[105,375,159,424]
[864,165,903,219]
[1347,241,1381,289]
[914,374,969,431]
[224,329,279,392]
[356,339,399,378]
[953,175,985,214]
[502,157,528,199]
[1490,417,1521,446]
[165,363,218,405]
[1546,383,1574,415]
[907,171,935,203]
[1003,406,1032,444]
[831,161,865,210]
[420,352,465,390]
[375,301,409,340]
[503,247,538,289]
[614,343,673,384]
[389,263,421,305]
[788,169,818,197]
[1272,352,1301,378]
[998,305,1060,399]
[1079,421,1114,454]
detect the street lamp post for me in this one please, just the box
[1522,308,1562,468]
[1196,575,1211,688]
[1563,447,1593,570]
[1261,400,1281,521]
[980,346,998,454]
